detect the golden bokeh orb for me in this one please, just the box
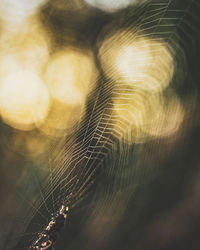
[0,69,50,130]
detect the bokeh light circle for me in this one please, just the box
[0,69,50,130]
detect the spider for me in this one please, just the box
[30,204,69,250]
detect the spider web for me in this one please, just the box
[2,0,199,249]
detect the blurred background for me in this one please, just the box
[0,0,199,249]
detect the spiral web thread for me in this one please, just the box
[42,0,200,212]
[12,0,200,249]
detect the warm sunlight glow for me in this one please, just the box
[0,18,50,74]
[142,92,184,138]
[99,30,174,93]
[39,100,85,137]
[113,89,184,143]
[43,49,98,105]
[84,0,144,12]
[0,69,50,130]
[0,0,47,25]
